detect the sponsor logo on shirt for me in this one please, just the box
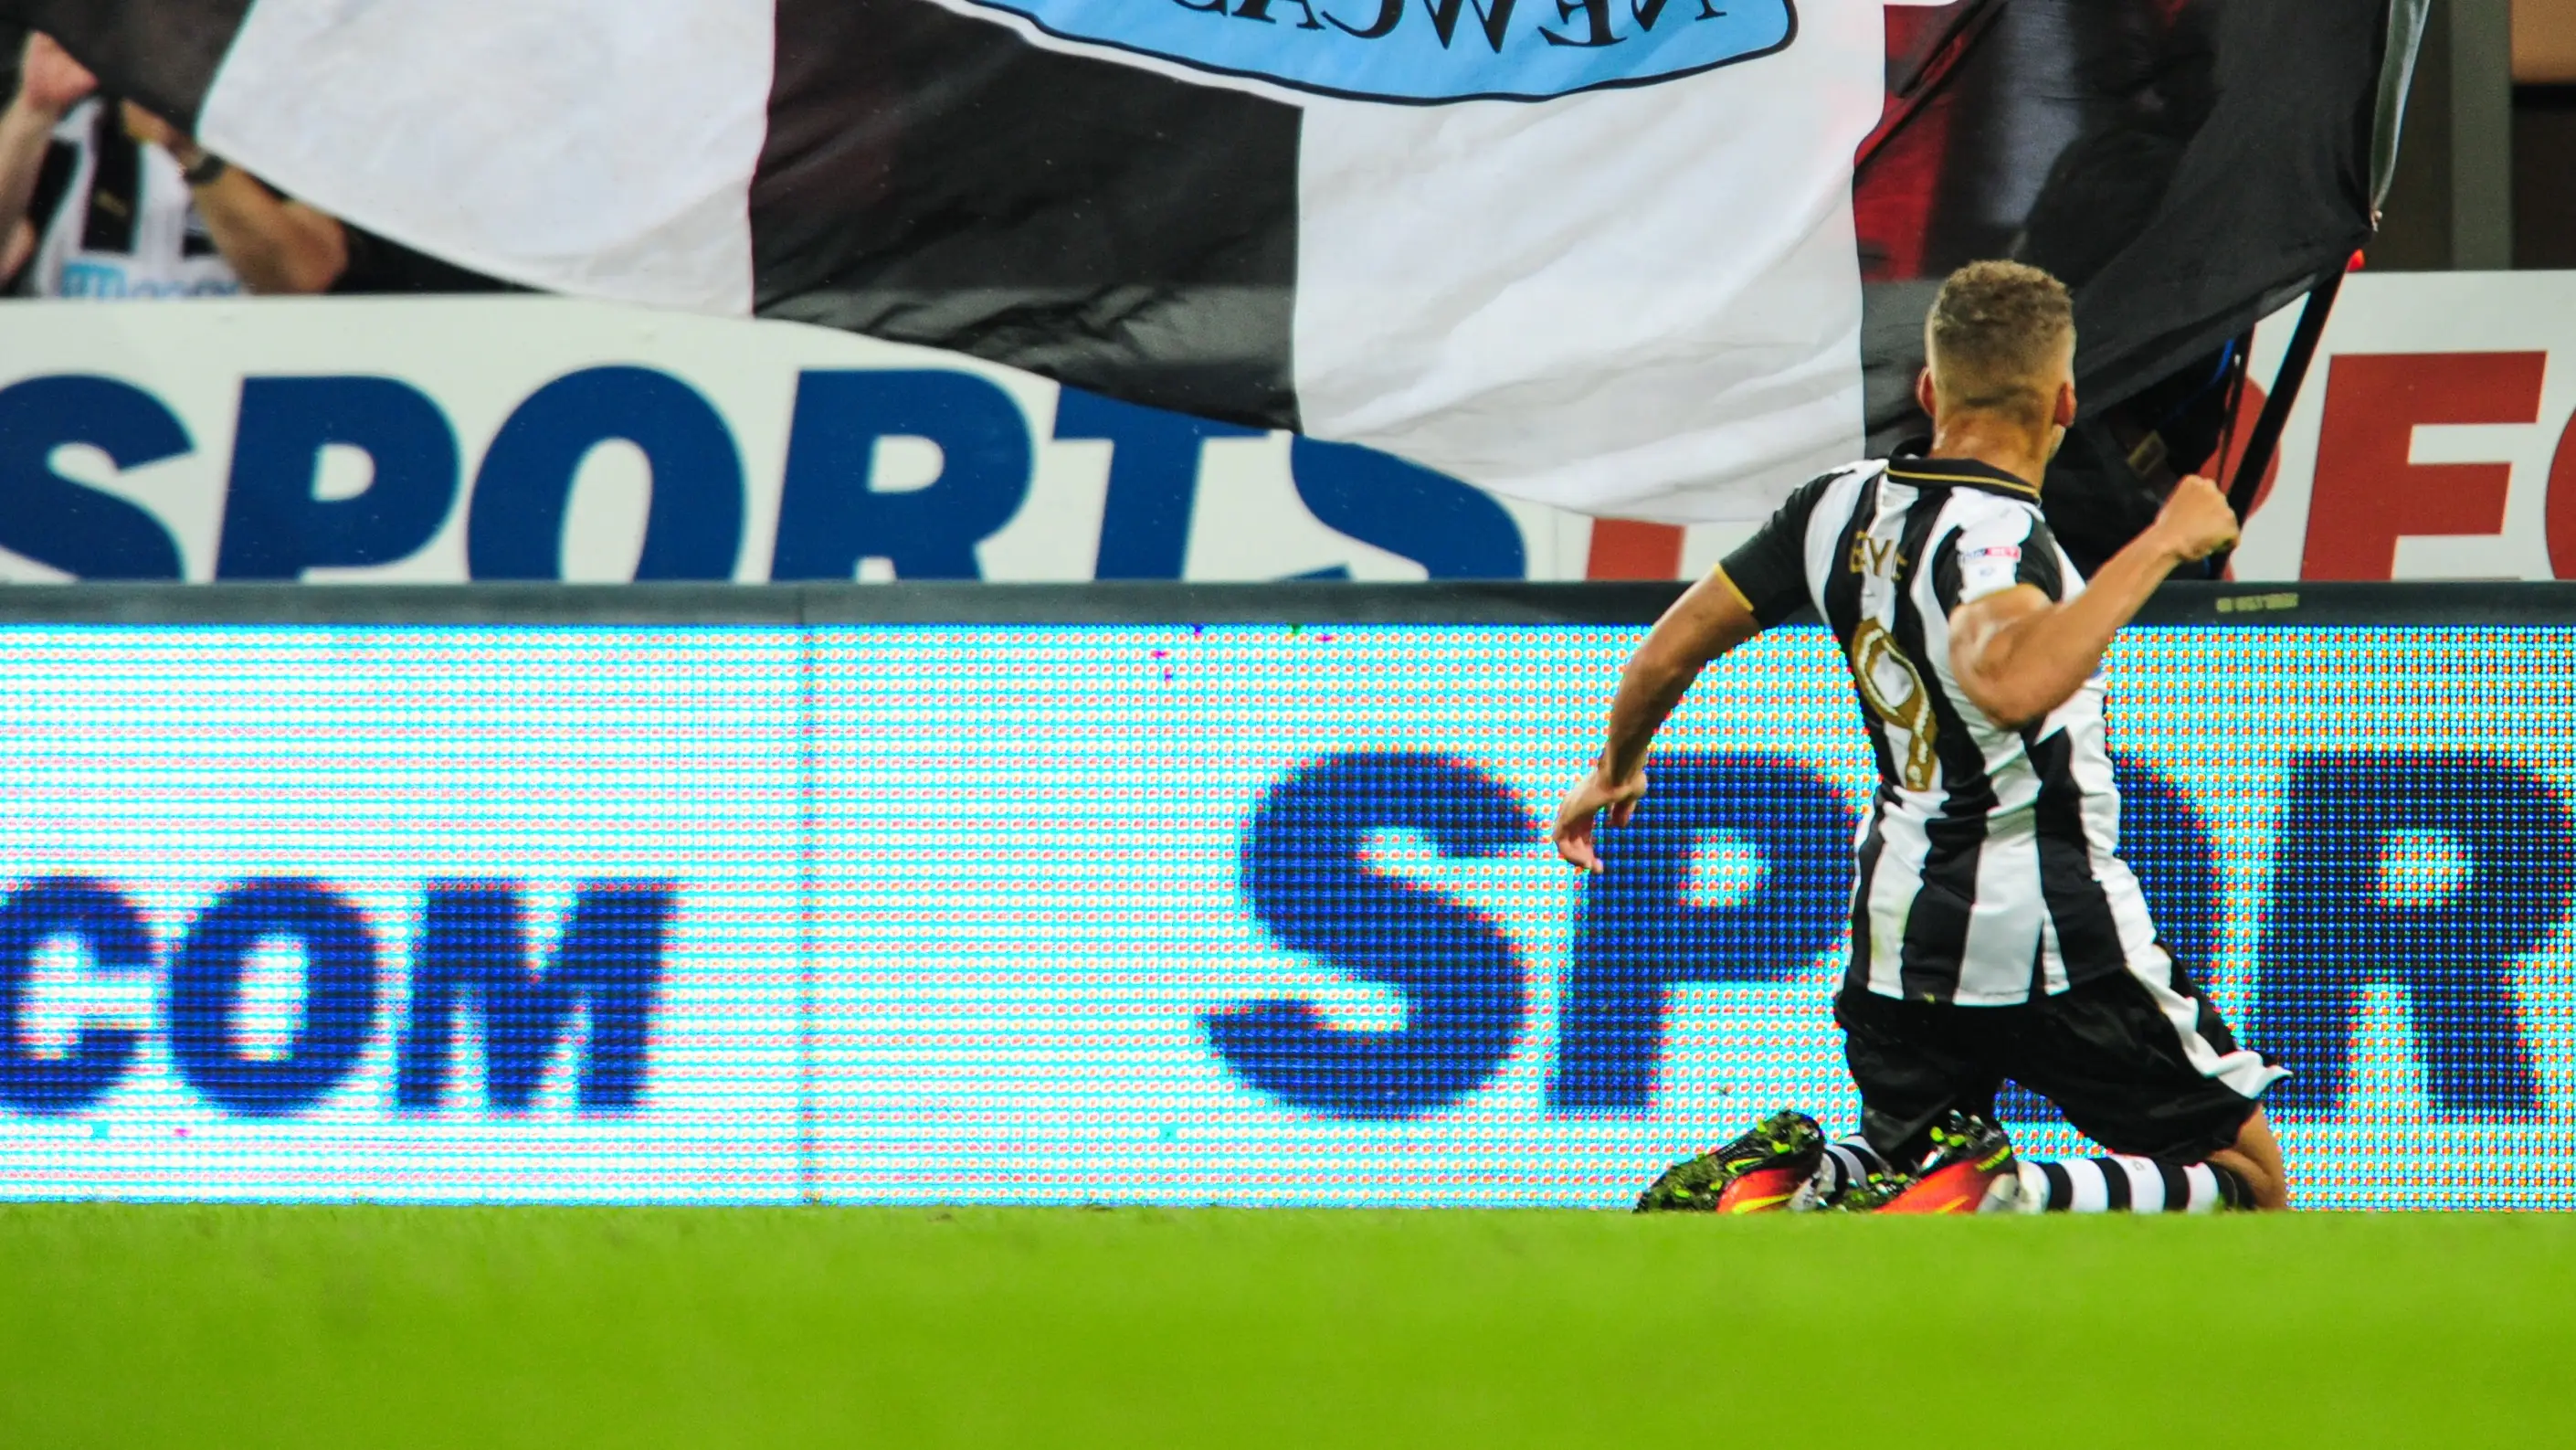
[959,0,1795,103]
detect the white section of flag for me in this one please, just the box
[195,0,770,314]
[184,0,1907,522]
[1291,1,1886,523]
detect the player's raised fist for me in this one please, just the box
[16,33,98,119]
[2153,474,2240,562]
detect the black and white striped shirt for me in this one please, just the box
[1717,451,2170,1008]
[19,100,242,300]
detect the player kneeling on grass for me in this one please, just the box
[1552,260,2289,1215]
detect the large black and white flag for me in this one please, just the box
[8,0,2402,521]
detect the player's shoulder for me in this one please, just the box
[1821,458,1891,489]
[1939,487,2046,542]
[1779,459,1884,520]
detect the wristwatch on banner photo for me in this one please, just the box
[180,150,229,187]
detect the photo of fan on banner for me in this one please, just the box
[0,32,513,299]
[2,0,2406,561]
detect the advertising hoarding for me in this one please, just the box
[4,271,2572,583]
[0,299,1592,585]
[0,627,802,1201]
[2230,271,2576,583]
[2,611,2569,1208]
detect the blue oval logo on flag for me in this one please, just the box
[964,0,1797,103]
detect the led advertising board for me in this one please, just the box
[0,628,802,1201]
[1,615,2566,1207]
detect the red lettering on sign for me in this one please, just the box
[2547,406,2576,577]
[1585,518,1684,579]
[2301,352,2546,579]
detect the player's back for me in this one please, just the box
[1717,450,2151,1004]
[1809,455,2104,827]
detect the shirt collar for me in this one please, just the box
[1884,439,2042,502]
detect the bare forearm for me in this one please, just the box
[1599,646,1705,783]
[194,176,345,293]
[1594,575,1761,780]
[1554,570,1763,871]
[0,96,62,240]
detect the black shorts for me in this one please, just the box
[1836,968,2273,1166]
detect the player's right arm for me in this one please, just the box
[1549,570,1763,872]
[1948,475,2239,728]
[1551,471,1834,872]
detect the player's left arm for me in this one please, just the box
[1549,571,1763,872]
[1949,475,2237,727]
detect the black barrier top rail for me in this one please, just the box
[0,582,2567,627]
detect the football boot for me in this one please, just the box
[1635,1108,1826,1213]
[1816,1166,1914,1212]
[1874,1112,2022,1214]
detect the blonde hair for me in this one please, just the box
[1924,260,2075,427]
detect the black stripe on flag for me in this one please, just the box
[0,0,250,132]
[754,0,1301,429]
[2026,727,2127,984]
[1891,494,1992,1003]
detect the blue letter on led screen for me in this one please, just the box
[167,879,382,1117]
[2252,751,2571,1117]
[396,880,674,1113]
[1211,752,1534,1119]
[1553,753,1853,1111]
[0,878,156,1115]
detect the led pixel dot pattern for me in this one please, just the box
[2,622,2571,1209]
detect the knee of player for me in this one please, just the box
[2208,1150,2289,1211]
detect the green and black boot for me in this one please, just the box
[1635,1109,1827,1213]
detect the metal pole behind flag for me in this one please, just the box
[2207,262,2349,577]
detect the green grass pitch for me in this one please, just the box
[3,1205,2569,1448]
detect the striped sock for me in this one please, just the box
[2011,1157,2251,1213]
[1812,1133,1891,1201]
